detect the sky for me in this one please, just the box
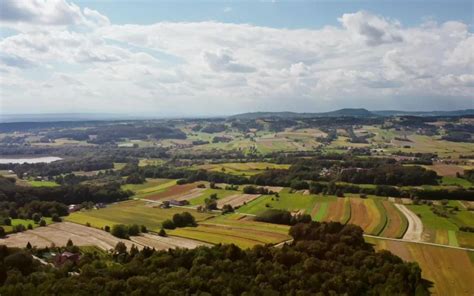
[0,0,473,116]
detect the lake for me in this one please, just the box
[0,156,62,164]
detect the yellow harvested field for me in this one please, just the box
[217,194,261,208]
[0,222,209,251]
[368,238,474,295]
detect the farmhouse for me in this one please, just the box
[169,200,189,206]
[68,204,80,213]
[55,252,80,266]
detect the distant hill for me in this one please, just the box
[372,109,474,117]
[230,108,375,119]
[231,108,474,119]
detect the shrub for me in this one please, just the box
[39,219,46,227]
[162,219,176,230]
[51,214,62,222]
[128,224,140,236]
[104,225,110,232]
[158,228,167,237]
[111,224,129,239]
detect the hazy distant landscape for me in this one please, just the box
[0,0,473,295]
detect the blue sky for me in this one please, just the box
[0,0,473,116]
[75,1,473,29]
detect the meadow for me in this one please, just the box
[407,203,474,247]
[65,200,215,232]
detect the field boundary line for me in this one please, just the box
[363,234,474,252]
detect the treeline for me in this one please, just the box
[0,157,114,178]
[0,176,131,206]
[0,222,428,295]
[248,158,439,186]
[338,165,438,186]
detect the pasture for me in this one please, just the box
[237,189,318,215]
[407,204,474,247]
[192,162,290,176]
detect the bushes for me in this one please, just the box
[162,212,197,229]
[172,212,196,227]
[255,209,311,225]
[162,219,176,230]
[111,224,144,239]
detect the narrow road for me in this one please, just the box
[395,204,423,241]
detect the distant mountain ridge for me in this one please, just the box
[230,108,474,119]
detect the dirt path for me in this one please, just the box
[394,204,423,242]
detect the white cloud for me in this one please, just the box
[0,0,109,30]
[0,6,472,115]
[339,11,403,46]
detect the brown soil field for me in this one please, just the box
[145,183,203,201]
[380,201,404,238]
[174,188,206,201]
[324,198,346,223]
[349,199,371,231]
[424,164,466,177]
[369,238,474,295]
[217,194,261,208]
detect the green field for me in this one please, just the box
[65,200,214,231]
[122,178,177,198]
[441,176,472,187]
[407,204,474,247]
[2,217,53,233]
[192,162,290,176]
[27,180,59,187]
[237,189,318,215]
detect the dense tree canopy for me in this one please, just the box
[0,222,428,295]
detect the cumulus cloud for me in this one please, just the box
[203,49,256,73]
[0,5,472,114]
[0,0,109,29]
[339,11,403,46]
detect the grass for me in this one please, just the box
[65,200,214,232]
[406,205,458,231]
[313,202,328,221]
[237,189,318,215]
[441,176,472,187]
[2,218,54,233]
[192,162,290,176]
[371,199,388,236]
[27,180,59,187]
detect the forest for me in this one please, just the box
[0,222,428,295]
